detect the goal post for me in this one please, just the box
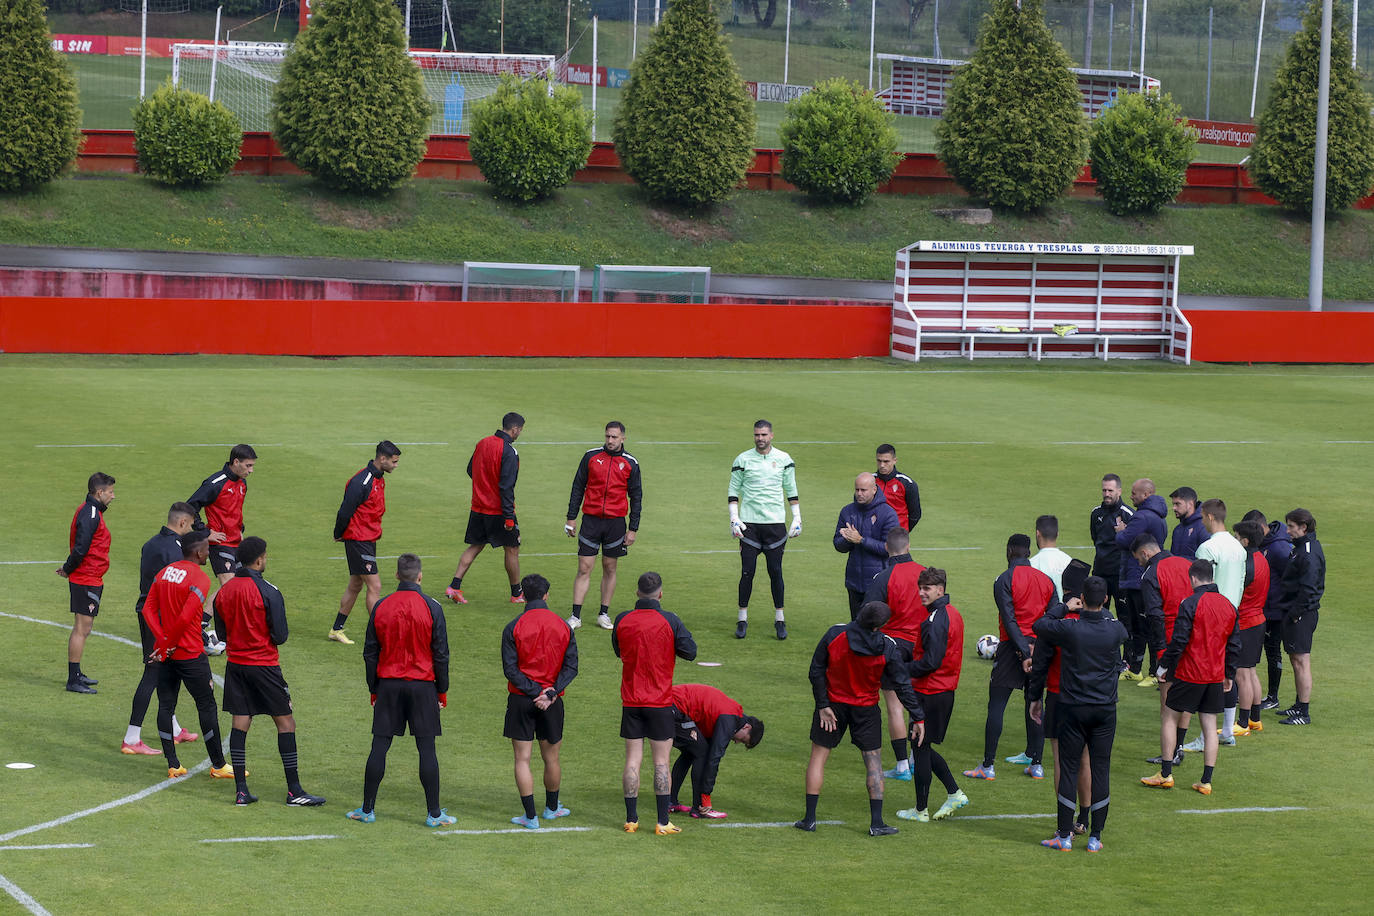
[462,262,582,302]
[593,266,711,304]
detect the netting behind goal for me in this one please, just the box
[592,266,711,304]
[172,42,557,134]
[462,262,581,302]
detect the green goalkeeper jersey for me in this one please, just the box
[728,447,798,524]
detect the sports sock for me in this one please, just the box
[521,794,537,819]
[774,608,785,622]
[1296,701,1310,714]
[1238,708,1250,728]
[869,798,884,829]
[1201,764,1214,783]
[1250,703,1262,723]
[738,608,748,622]
[655,794,670,826]
[172,716,183,735]
[1175,725,1188,749]
[332,613,348,631]
[599,604,610,617]
[804,793,819,823]
[230,727,249,791]
[510,583,523,598]
[1161,760,1173,778]
[124,724,141,745]
[1223,706,1237,737]
[278,732,302,794]
[891,739,909,766]
[450,577,462,590]
[67,662,80,684]
[624,796,638,823]
[545,790,559,812]
[571,604,582,619]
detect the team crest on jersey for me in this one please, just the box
[88,602,97,612]
[870,515,877,524]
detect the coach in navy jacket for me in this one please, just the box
[834,474,900,610]
[1114,488,1168,590]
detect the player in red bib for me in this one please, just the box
[58,472,115,694]
[1231,519,1271,734]
[188,444,257,655]
[863,527,925,782]
[667,683,764,820]
[447,413,524,605]
[329,441,402,645]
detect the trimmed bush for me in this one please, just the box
[613,0,756,207]
[1250,0,1374,213]
[469,77,592,202]
[1089,91,1194,216]
[133,81,242,187]
[935,0,1088,212]
[271,0,429,194]
[0,0,83,192]
[779,79,900,205]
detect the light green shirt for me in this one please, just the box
[1197,531,1246,608]
[1030,547,1074,600]
[728,447,798,524]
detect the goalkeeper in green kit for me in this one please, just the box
[728,420,801,641]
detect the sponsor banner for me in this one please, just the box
[107,36,213,57]
[52,34,107,54]
[563,62,606,87]
[916,241,1194,256]
[1183,119,1256,148]
[605,67,630,88]
[752,81,812,104]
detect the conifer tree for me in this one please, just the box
[0,0,82,192]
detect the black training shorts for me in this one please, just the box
[621,705,675,741]
[810,702,882,752]
[576,515,629,558]
[465,511,519,548]
[344,540,379,577]
[1237,623,1265,668]
[372,678,442,738]
[222,662,293,717]
[1165,679,1224,715]
[739,522,788,554]
[69,582,102,618]
[503,693,565,743]
[916,689,956,746]
[1282,610,1318,655]
[1043,691,1060,737]
[989,638,1032,690]
[210,546,239,577]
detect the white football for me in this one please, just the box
[976,634,999,660]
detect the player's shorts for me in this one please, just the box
[915,689,955,745]
[372,678,442,738]
[222,662,293,717]
[344,539,379,577]
[1043,691,1060,737]
[990,638,1032,690]
[880,637,915,690]
[739,522,788,553]
[210,546,239,576]
[503,693,565,743]
[465,511,519,549]
[1282,610,1318,654]
[810,701,882,752]
[69,583,102,617]
[576,515,629,558]
[621,705,675,741]
[1165,679,1224,715]
[1237,622,1265,668]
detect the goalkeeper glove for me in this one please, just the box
[788,505,802,538]
[729,503,747,538]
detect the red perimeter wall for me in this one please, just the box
[2,296,1372,362]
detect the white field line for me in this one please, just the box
[954,813,1055,821]
[1188,440,1270,444]
[175,443,284,448]
[0,873,50,916]
[1175,806,1308,815]
[707,820,844,829]
[433,826,594,836]
[33,444,130,449]
[345,442,448,446]
[1051,441,1143,445]
[326,555,442,561]
[0,612,141,649]
[1326,440,1374,444]
[0,844,94,851]
[0,562,64,566]
[201,835,342,844]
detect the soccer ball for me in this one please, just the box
[976,634,999,660]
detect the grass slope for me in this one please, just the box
[0,355,1371,914]
[2,175,1371,300]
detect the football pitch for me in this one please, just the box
[1,354,1370,914]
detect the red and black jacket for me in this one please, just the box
[1029,606,1128,705]
[864,553,926,644]
[335,461,388,542]
[1161,584,1240,685]
[908,595,963,694]
[875,468,921,531]
[63,495,111,586]
[502,600,579,698]
[468,430,519,520]
[993,559,1055,658]
[809,622,924,721]
[612,599,696,707]
[671,684,746,797]
[142,559,212,660]
[137,527,184,611]
[1238,548,1270,630]
[212,568,288,667]
[1142,551,1194,660]
[189,463,247,547]
[364,581,449,692]
[567,446,642,529]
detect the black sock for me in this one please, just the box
[869,797,885,828]
[599,604,610,616]
[1250,703,1262,722]
[332,613,349,631]
[229,727,249,790]
[625,796,638,823]
[891,738,909,765]
[1077,806,1089,827]
[521,794,537,819]
[1176,726,1188,749]
[1202,764,1215,783]
[450,577,462,590]
[571,604,582,619]
[1297,700,1310,714]
[545,790,559,812]
[804,793,819,823]
[67,662,80,684]
[1161,759,1173,778]
[1238,708,1250,728]
[656,794,670,826]
[511,583,523,598]
[278,731,302,794]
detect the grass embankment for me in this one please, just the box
[2,174,1370,300]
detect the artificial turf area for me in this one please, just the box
[0,355,1370,913]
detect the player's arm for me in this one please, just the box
[884,645,925,722]
[141,588,166,649]
[1224,609,1242,681]
[728,459,746,535]
[262,580,288,646]
[701,714,741,796]
[553,633,578,693]
[860,511,897,558]
[428,599,450,695]
[1027,612,1065,700]
[187,476,225,521]
[904,479,921,528]
[610,612,625,658]
[908,611,947,680]
[808,629,836,708]
[1294,549,1321,617]
[363,600,381,693]
[498,445,518,522]
[211,591,228,651]
[832,511,853,553]
[1159,597,1195,676]
[668,612,698,662]
[1142,570,1166,654]
[61,506,99,575]
[566,452,591,525]
[862,567,891,606]
[993,572,1032,657]
[784,461,801,536]
[159,585,207,656]
[501,622,545,698]
[626,459,643,533]
[334,471,371,541]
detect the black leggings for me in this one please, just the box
[982,685,1043,766]
[1120,590,1147,672]
[739,543,785,609]
[1263,618,1284,696]
[156,657,224,769]
[1054,703,1115,839]
[913,739,958,811]
[670,730,710,807]
[363,734,441,817]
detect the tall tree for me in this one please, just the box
[0,0,82,192]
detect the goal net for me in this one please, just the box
[462,262,582,302]
[592,266,711,304]
[172,42,558,134]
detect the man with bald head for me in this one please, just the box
[834,472,901,620]
[1113,479,1168,679]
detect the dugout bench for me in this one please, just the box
[890,241,1193,364]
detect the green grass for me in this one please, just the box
[2,174,1372,299]
[0,355,1371,914]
